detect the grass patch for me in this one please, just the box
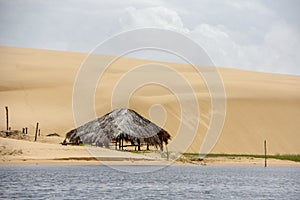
[121,150,300,163]
[267,154,300,162]
[182,153,300,163]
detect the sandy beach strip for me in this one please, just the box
[1,137,299,167]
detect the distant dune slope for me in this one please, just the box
[0,46,299,154]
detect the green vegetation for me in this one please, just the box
[122,150,300,163]
[265,154,300,162]
[182,153,300,162]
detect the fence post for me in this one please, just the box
[5,106,9,130]
[35,122,39,141]
[264,140,267,167]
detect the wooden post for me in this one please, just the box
[5,106,9,130]
[166,145,169,161]
[25,127,28,134]
[22,128,25,134]
[264,140,267,167]
[34,122,39,141]
[115,139,117,150]
[159,135,163,151]
[121,135,124,150]
[137,139,141,151]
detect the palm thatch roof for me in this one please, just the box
[65,108,171,150]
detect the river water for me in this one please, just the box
[0,165,299,199]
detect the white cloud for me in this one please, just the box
[190,24,242,67]
[227,0,274,15]
[118,5,300,75]
[1,0,299,75]
[190,22,300,74]
[119,6,188,33]
[263,21,300,73]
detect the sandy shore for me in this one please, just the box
[0,137,158,164]
[1,137,299,167]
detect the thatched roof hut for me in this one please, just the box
[65,108,171,151]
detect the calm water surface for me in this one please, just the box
[0,165,299,199]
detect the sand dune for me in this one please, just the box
[0,46,299,155]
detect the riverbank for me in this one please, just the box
[1,137,299,166]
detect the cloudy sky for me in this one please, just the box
[1,0,299,75]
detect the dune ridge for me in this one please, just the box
[0,46,299,155]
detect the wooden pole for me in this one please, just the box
[137,139,140,151]
[121,135,124,150]
[160,135,163,151]
[34,122,39,141]
[264,140,267,167]
[166,145,169,161]
[25,127,28,134]
[5,106,9,131]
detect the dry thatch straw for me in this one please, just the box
[65,108,171,150]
